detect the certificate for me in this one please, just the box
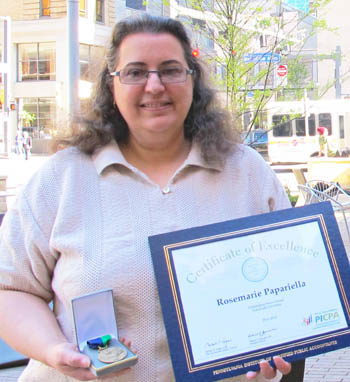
[148,201,350,381]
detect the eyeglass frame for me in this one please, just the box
[110,65,194,85]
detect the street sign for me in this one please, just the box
[243,53,281,63]
[286,0,309,13]
[277,64,288,77]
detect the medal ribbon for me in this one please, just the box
[87,334,112,349]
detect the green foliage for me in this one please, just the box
[173,0,333,131]
[20,110,36,127]
[284,186,299,207]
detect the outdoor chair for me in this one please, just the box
[292,169,307,206]
[298,181,350,242]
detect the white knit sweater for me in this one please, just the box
[0,142,290,381]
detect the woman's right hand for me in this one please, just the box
[46,341,133,381]
[46,342,96,381]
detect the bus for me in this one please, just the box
[266,99,350,163]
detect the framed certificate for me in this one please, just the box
[148,201,350,381]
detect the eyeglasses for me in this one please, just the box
[110,65,194,85]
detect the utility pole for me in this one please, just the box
[0,17,10,155]
[67,0,80,118]
[335,45,341,99]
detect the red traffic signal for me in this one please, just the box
[192,49,199,58]
[9,103,16,111]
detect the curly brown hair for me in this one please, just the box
[60,14,240,164]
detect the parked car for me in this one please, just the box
[242,129,268,160]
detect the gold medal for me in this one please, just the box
[98,345,127,363]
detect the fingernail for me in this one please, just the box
[246,371,257,379]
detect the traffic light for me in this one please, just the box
[9,103,16,111]
[192,48,199,58]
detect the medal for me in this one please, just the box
[98,345,128,363]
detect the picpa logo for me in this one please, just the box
[315,311,340,324]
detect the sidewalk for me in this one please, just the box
[1,155,350,381]
[0,153,49,211]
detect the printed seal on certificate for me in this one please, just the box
[241,257,269,282]
[98,345,128,363]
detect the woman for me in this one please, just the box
[0,15,292,381]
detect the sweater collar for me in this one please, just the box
[92,140,223,175]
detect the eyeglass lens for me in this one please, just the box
[120,65,190,84]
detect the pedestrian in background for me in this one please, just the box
[317,126,328,157]
[15,129,24,156]
[22,131,32,160]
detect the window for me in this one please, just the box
[272,115,292,137]
[259,35,267,48]
[308,114,316,135]
[295,117,305,136]
[177,0,213,11]
[178,16,214,51]
[79,44,105,82]
[41,0,50,16]
[80,0,87,17]
[19,97,56,139]
[126,0,145,10]
[18,43,56,81]
[319,113,332,135]
[96,0,104,23]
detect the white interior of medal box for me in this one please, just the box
[71,289,118,352]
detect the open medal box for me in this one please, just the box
[71,289,138,377]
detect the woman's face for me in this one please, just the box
[112,32,194,145]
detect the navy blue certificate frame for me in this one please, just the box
[148,202,350,381]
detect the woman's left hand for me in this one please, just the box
[246,356,291,380]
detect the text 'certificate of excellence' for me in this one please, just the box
[148,202,350,382]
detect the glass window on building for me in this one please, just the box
[126,0,146,10]
[96,0,104,23]
[178,16,214,51]
[19,98,56,139]
[18,43,56,81]
[80,44,90,81]
[177,0,213,11]
[79,44,104,82]
[41,0,50,16]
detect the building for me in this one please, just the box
[0,0,117,154]
[317,0,350,99]
[0,0,346,154]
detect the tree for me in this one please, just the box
[176,0,334,133]
[19,110,36,127]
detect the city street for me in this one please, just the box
[1,154,350,381]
